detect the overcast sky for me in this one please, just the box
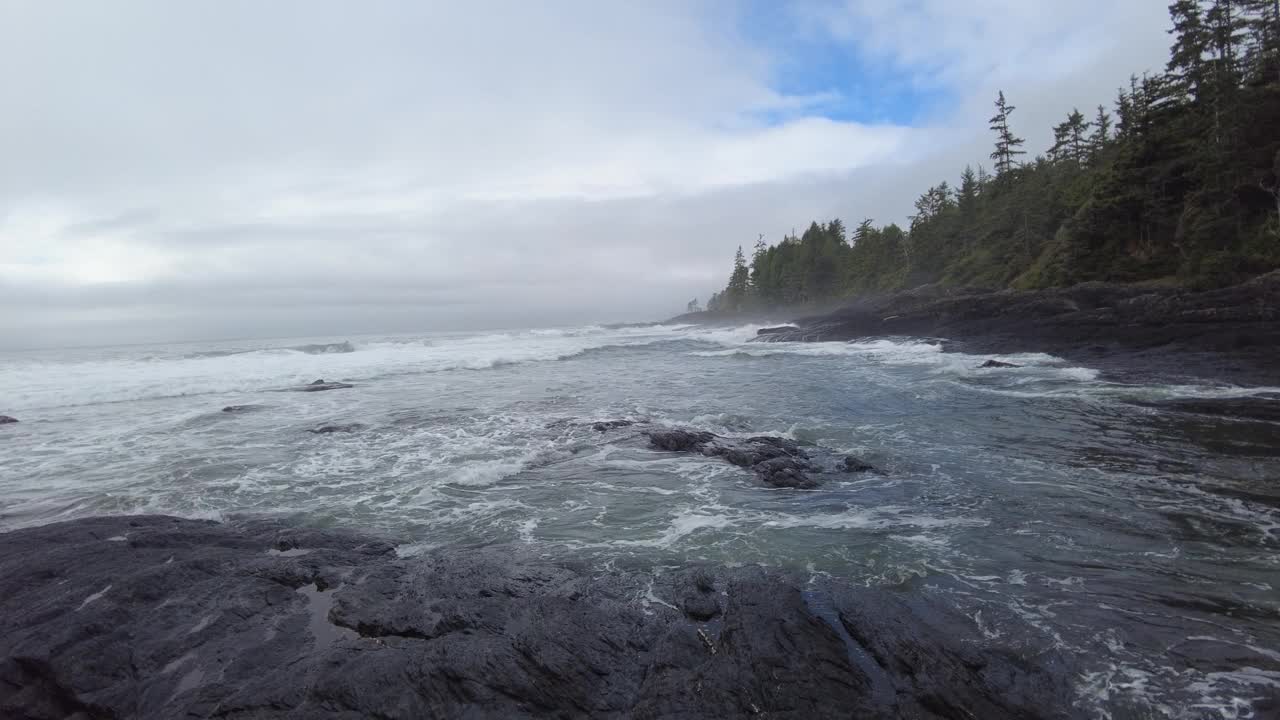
[0,0,1173,349]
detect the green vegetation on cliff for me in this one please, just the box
[706,1,1280,312]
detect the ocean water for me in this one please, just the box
[2,324,1279,718]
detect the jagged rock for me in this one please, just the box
[756,325,798,336]
[308,423,364,434]
[645,428,716,452]
[0,516,1083,720]
[0,415,17,425]
[646,428,822,489]
[842,455,878,473]
[290,379,354,392]
[755,456,819,489]
[979,359,1021,368]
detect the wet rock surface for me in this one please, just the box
[288,379,354,392]
[643,427,858,489]
[307,423,364,434]
[979,359,1021,368]
[755,271,1280,385]
[841,455,878,473]
[0,415,17,424]
[592,419,638,432]
[0,515,1083,719]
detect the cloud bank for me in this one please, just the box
[0,0,1172,348]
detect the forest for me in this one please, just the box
[703,0,1280,313]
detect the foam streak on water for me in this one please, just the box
[2,324,1279,717]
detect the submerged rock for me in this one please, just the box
[0,515,1083,719]
[291,379,354,392]
[308,423,364,434]
[842,455,878,473]
[979,359,1021,369]
[591,419,637,432]
[0,415,17,425]
[221,404,265,413]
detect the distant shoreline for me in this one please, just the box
[670,271,1280,387]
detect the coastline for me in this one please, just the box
[0,515,1081,719]
[692,271,1280,388]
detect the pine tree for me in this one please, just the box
[852,219,875,246]
[727,246,750,309]
[1091,104,1113,156]
[1168,0,1211,100]
[989,91,1026,178]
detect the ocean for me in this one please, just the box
[2,323,1278,717]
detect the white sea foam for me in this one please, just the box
[0,324,760,411]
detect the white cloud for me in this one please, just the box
[0,1,1173,348]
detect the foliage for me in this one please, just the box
[703,0,1280,310]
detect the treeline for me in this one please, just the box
[705,0,1280,313]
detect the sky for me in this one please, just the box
[0,0,1174,349]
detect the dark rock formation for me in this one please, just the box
[290,379,354,392]
[842,455,878,473]
[0,516,1083,719]
[308,423,364,434]
[753,271,1280,385]
[646,427,716,453]
[221,405,265,413]
[0,415,17,425]
[979,359,1021,368]
[592,420,637,432]
[756,325,799,336]
[754,456,817,489]
[1138,394,1280,424]
[645,428,826,488]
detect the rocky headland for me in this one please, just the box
[746,271,1280,386]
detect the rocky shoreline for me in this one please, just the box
[0,515,1088,719]
[734,272,1280,386]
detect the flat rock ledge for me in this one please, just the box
[0,515,1082,720]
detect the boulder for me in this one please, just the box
[979,359,1021,369]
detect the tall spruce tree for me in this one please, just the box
[989,91,1026,178]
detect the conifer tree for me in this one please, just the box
[989,91,1026,178]
[1090,105,1113,156]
